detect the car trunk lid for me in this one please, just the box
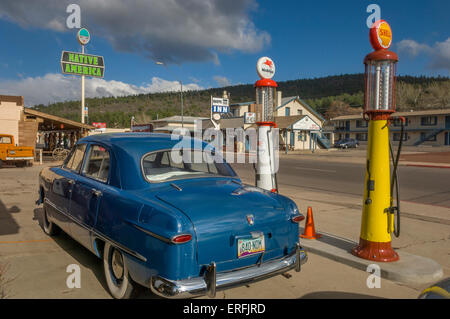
[155,178,294,271]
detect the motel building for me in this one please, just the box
[330,108,450,146]
[224,91,331,151]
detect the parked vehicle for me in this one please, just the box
[0,134,34,168]
[418,278,450,299]
[37,133,307,299]
[334,138,359,149]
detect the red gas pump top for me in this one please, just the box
[254,78,278,88]
[364,20,398,120]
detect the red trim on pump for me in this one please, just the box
[254,79,278,88]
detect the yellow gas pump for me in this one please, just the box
[352,20,401,262]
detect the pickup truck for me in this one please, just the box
[0,134,34,168]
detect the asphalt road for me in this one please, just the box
[231,157,450,208]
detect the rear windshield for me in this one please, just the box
[142,149,236,183]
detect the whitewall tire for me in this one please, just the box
[103,242,136,299]
[42,206,60,236]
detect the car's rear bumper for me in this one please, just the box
[150,243,307,298]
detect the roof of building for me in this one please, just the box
[276,96,325,122]
[0,95,24,106]
[150,115,208,124]
[230,101,255,107]
[220,117,244,129]
[24,108,94,130]
[153,125,199,132]
[274,115,306,129]
[331,108,450,121]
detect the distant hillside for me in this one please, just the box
[32,74,450,128]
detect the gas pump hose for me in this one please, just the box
[388,117,405,238]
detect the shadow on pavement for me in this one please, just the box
[300,291,385,299]
[0,199,20,236]
[299,226,357,252]
[33,207,159,299]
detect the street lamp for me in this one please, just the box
[155,61,184,128]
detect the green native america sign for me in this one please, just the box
[60,51,105,78]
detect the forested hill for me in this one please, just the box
[32,74,450,128]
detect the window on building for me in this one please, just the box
[285,107,291,116]
[356,133,368,141]
[420,132,437,141]
[297,131,307,141]
[421,116,437,126]
[393,133,408,141]
[297,109,303,115]
[356,120,368,128]
[393,118,408,126]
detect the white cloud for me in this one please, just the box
[397,38,450,71]
[397,39,432,57]
[0,0,270,64]
[0,73,203,106]
[213,75,231,87]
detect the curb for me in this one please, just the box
[404,164,450,169]
[299,230,444,285]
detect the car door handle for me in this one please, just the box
[67,179,75,185]
[92,189,102,197]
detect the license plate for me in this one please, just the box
[237,235,265,258]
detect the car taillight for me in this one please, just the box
[291,214,305,223]
[171,234,192,244]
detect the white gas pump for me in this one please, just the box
[255,57,278,192]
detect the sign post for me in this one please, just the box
[210,96,229,129]
[61,28,106,124]
[78,28,90,124]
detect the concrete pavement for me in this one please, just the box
[0,155,448,299]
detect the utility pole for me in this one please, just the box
[180,80,184,128]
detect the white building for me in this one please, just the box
[227,92,330,151]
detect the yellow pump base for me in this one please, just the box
[352,119,399,262]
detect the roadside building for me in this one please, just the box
[149,115,208,135]
[331,109,450,146]
[227,92,329,151]
[0,94,93,156]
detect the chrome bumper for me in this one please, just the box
[150,243,307,298]
[5,157,33,161]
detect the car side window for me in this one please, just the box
[64,144,87,172]
[82,145,110,183]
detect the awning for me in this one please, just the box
[24,108,94,130]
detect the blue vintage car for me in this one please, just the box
[38,133,307,298]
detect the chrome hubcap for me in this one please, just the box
[111,249,124,280]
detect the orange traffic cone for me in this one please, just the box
[300,207,321,239]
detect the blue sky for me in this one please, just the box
[0,0,448,106]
